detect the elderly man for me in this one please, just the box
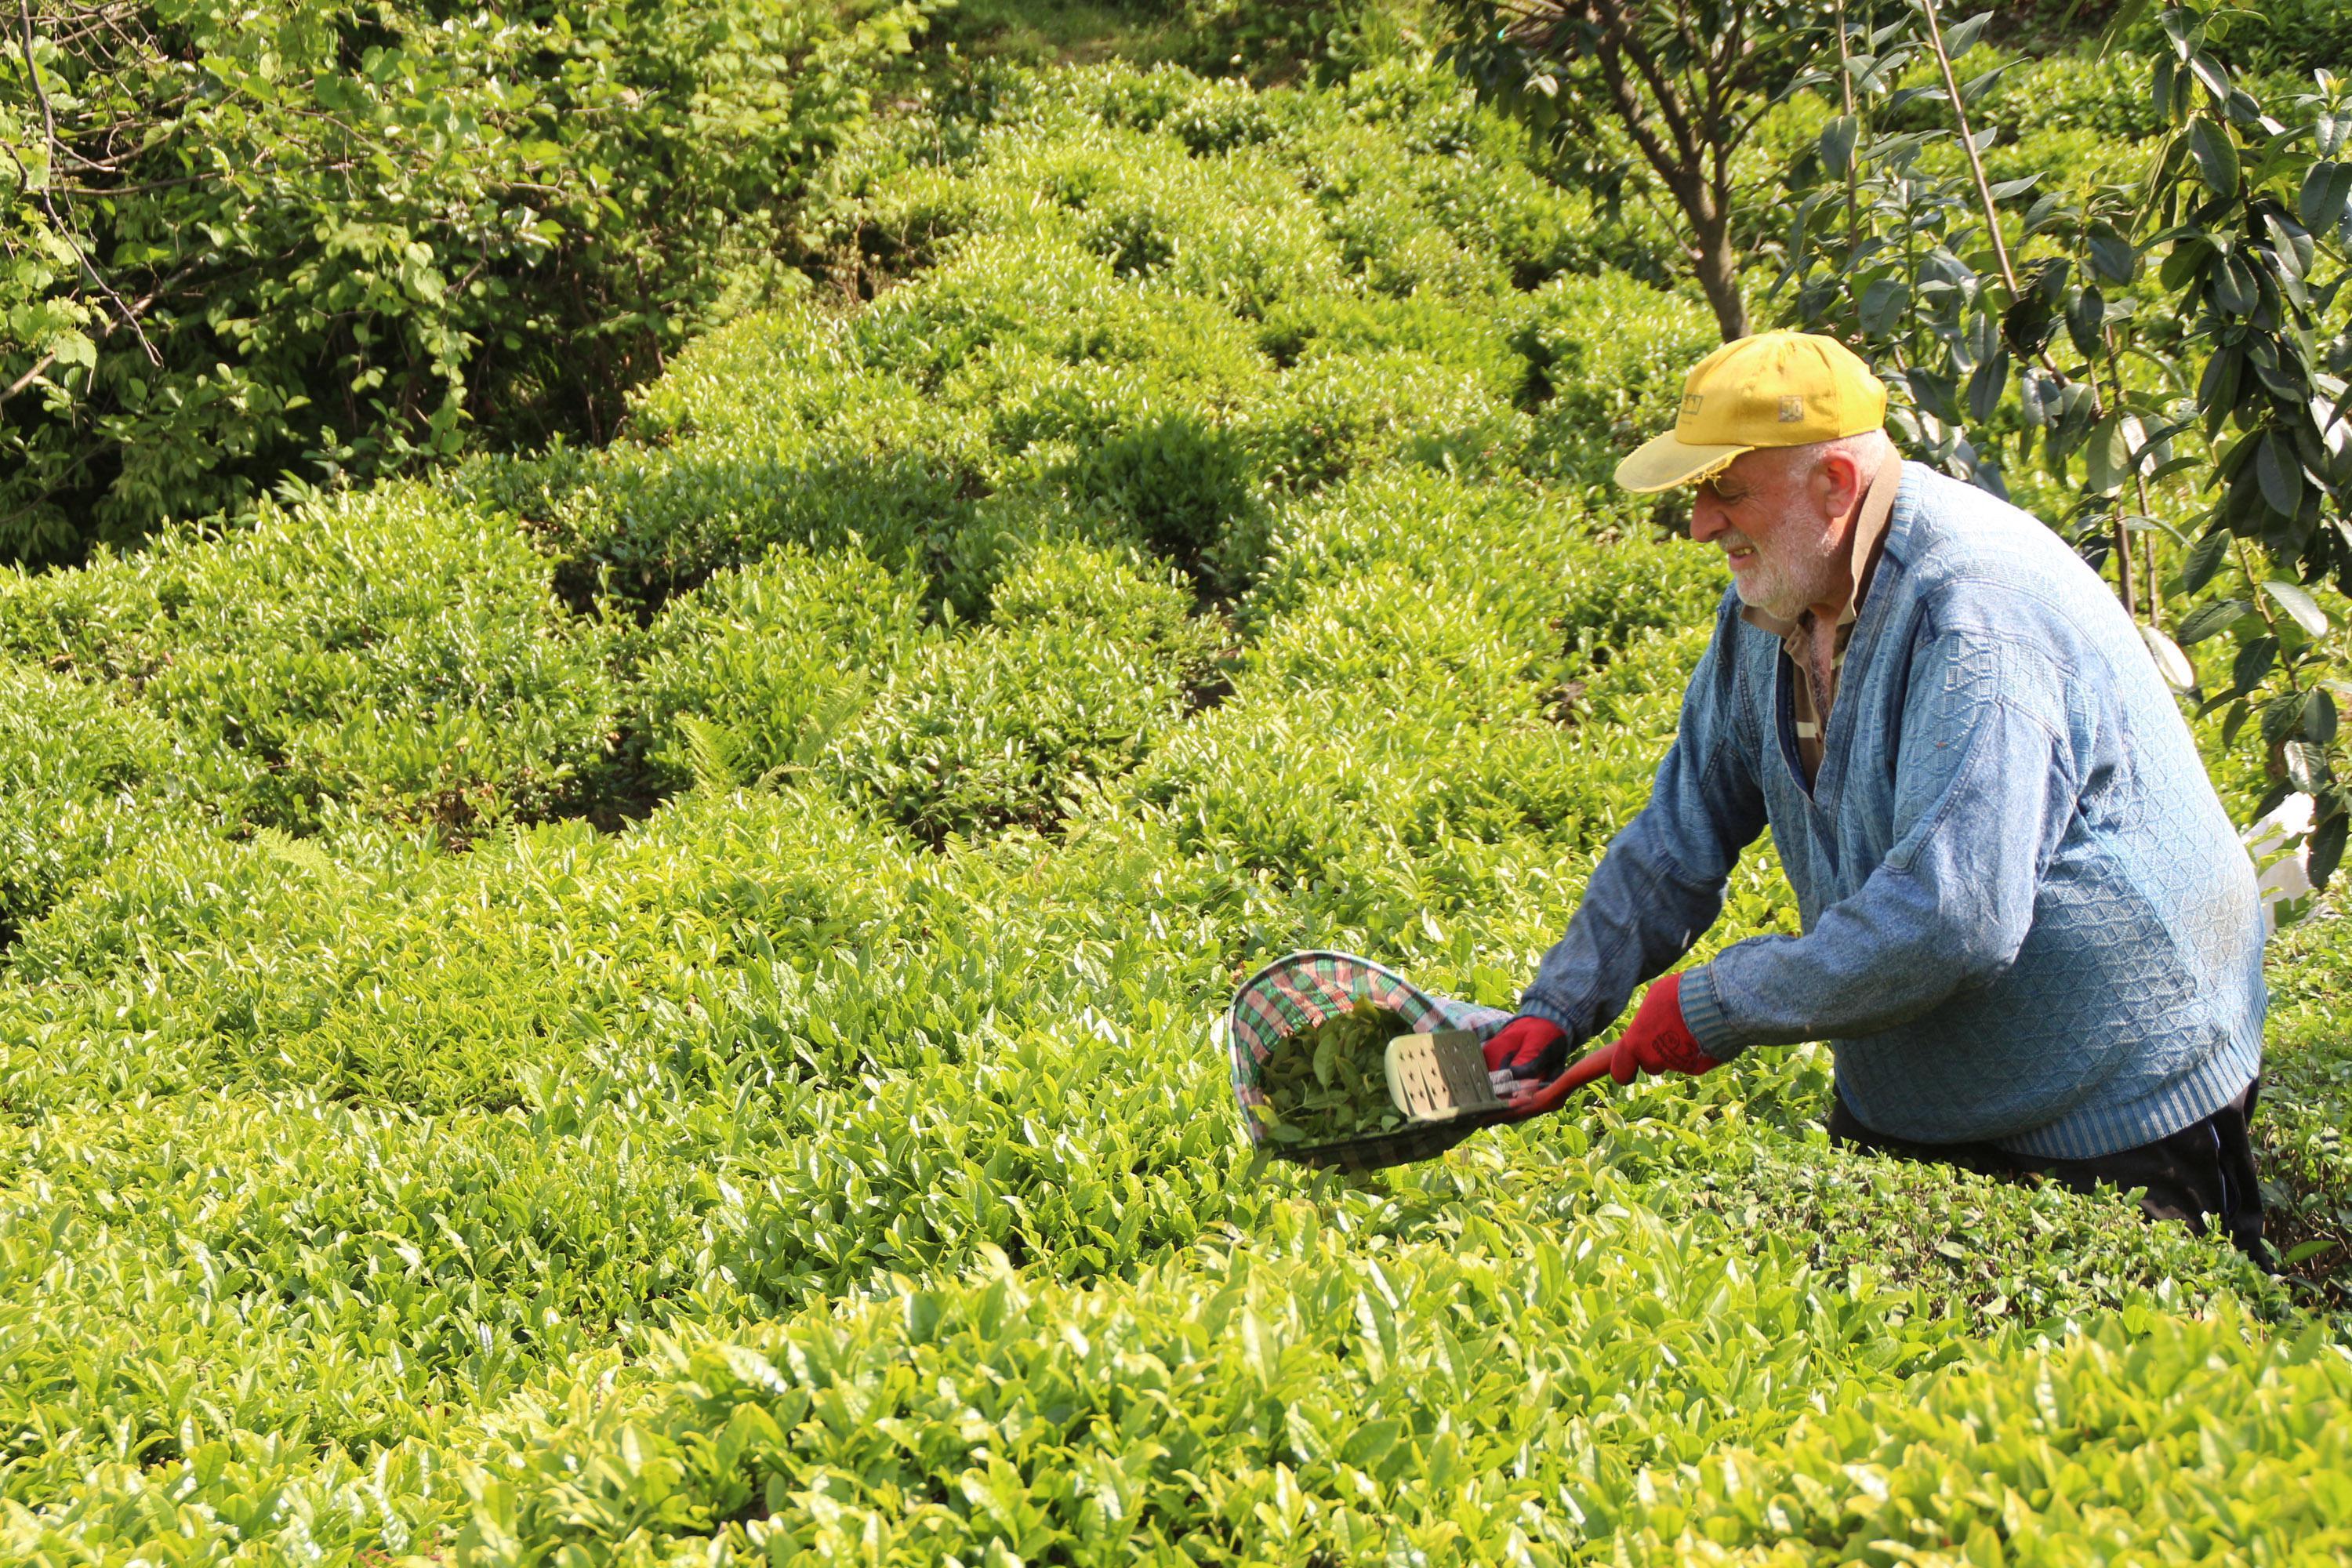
[1489,331,2270,1255]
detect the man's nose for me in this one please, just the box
[1689,495,1725,543]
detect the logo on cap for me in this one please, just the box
[1778,396,1805,422]
[1681,394,1704,419]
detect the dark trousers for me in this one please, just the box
[1827,1079,2270,1266]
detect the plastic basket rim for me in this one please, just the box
[1225,949,1512,1170]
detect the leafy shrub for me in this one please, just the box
[2115,0,2352,78]
[1126,472,1690,942]
[629,546,938,792]
[856,233,1138,385]
[1291,68,1602,286]
[0,662,178,942]
[1088,164,1348,314]
[13,1183,2271,1564]
[1243,348,1527,492]
[1515,271,1719,482]
[1254,292,1527,394]
[0,485,625,834]
[2247,912,2352,1278]
[1161,74,1285,152]
[1318,173,1517,298]
[1980,49,2169,140]
[0,0,933,561]
[1978,121,2158,198]
[1055,415,1265,571]
[1544,529,1729,665]
[1632,1311,2350,1563]
[535,428,986,619]
[829,539,1222,840]
[1160,0,1389,82]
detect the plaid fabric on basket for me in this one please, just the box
[1225,949,1514,1171]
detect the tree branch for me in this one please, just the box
[16,0,161,365]
[2,350,57,405]
[1588,35,1690,194]
[1916,0,2020,299]
[0,256,197,409]
[1594,1,1704,173]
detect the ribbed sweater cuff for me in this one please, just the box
[1514,994,1581,1039]
[1675,965,1748,1062]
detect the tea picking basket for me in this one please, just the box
[1225,949,1514,1171]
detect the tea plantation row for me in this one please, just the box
[2,53,2347,1566]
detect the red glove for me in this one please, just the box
[1486,1015,1605,1121]
[1607,973,1722,1083]
[1483,1015,1566,1081]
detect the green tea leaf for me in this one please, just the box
[2298,162,2350,233]
[2310,809,2349,889]
[2263,579,2329,637]
[2173,597,2249,645]
[1820,115,1860,177]
[2186,116,2239,198]
[2084,412,2132,495]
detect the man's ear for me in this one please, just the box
[1816,448,1866,520]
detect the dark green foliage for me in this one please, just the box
[0,0,931,560]
[2115,0,2352,78]
[1158,0,1392,83]
[1258,1001,1414,1142]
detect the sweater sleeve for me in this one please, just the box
[1676,625,2079,1056]
[1517,605,1769,1044]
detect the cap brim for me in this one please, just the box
[1613,432,1751,493]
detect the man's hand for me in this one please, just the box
[1607,973,1722,1083]
[1483,1015,1566,1083]
[1486,1016,1605,1121]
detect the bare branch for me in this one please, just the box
[1595,2,1704,172]
[2,350,57,405]
[16,0,54,150]
[16,0,161,365]
[1588,35,1688,191]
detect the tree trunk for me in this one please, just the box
[1687,202,1748,342]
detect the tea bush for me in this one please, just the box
[628,546,938,792]
[0,662,177,942]
[0,485,626,838]
[1632,1311,2352,1563]
[1517,271,1722,485]
[830,540,1223,840]
[0,33,2342,1568]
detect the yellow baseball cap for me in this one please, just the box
[1614,331,1889,493]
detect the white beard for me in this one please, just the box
[1725,529,1837,622]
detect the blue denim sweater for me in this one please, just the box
[1522,463,2264,1159]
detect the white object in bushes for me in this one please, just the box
[2243,791,2316,937]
